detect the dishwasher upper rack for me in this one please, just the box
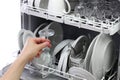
[21,2,120,35]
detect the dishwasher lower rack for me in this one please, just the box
[25,63,117,80]
[25,64,86,80]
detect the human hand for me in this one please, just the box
[20,37,51,62]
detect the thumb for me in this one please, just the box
[37,42,50,50]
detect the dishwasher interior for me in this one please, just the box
[2,0,120,80]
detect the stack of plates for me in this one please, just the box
[52,39,74,64]
[68,33,116,80]
[57,40,74,72]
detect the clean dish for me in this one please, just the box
[52,39,73,65]
[102,40,116,74]
[23,30,35,45]
[91,33,115,80]
[18,29,26,50]
[69,67,96,80]
[83,36,97,71]
[57,41,74,72]
[57,46,68,71]
[62,45,72,72]
[53,39,73,57]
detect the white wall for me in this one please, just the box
[0,0,21,70]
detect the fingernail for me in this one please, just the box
[45,42,51,47]
[45,42,50,45]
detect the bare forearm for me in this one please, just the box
[1,53,28,80]
[0,38,50,80]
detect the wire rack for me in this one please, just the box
[21,0,120,35]
[20,1,119,79]
[25,64,87,80]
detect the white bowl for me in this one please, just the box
[23,30,35,45]
[18,29,26,50]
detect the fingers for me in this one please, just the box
[35,50,42,58]
[33,38,50,44]
[38,41,51,50]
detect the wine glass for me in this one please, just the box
[38,28,55,67]
[39,28,55,39]
[74,2,84,17]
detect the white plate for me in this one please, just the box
[62,45,71,72]
[57,46,68,71]
[83,36,97,71]
[69,67,96,80]
[57,41,74,72]
[91,33,115,79]
[18,29,26,50]
[23,30,35,45]
[53,39,73,57]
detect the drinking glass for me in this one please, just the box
[38,28,55,67]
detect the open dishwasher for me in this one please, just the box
[2,0,120,80]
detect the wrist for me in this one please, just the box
[17,51,30,64]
